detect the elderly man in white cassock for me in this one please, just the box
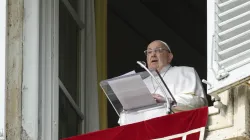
[118,40,208,125]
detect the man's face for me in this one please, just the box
[146,41,173,71]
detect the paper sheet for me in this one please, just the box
[119,70,136,77]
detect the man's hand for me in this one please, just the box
[152,93,166,103]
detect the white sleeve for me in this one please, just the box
[118,118,121,125]
[173,93,207,111]
[172,67,207,111]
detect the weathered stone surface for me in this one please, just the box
[206,84,250,140]
[5,0,23,140]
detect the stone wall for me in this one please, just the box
[206,83,250,140]
[5,0,23,140]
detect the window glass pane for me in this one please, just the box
[68,0,79,12]
[59,88,81,139]
[59,0,80,105]
[59,1,82,138]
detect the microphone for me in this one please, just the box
[136,61,173,113]
[154,69,177,105]
[137,61,176,104]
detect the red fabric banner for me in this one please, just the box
[62,107,208,140]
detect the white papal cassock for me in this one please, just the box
[118,65,208,125]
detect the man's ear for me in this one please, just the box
[168,53,173,63]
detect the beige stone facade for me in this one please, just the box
[206,83,250,139]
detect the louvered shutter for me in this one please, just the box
[207,0,250,94]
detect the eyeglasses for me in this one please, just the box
[144,47,170,56]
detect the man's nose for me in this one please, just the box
[151,51,157,56]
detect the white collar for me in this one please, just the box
[159,65,172,74]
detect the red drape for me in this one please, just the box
[62,107,208,140]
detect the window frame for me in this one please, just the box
[40,0,87,139]
[0,0,6,139]
[40,0,60,139]
[58,0,86,136]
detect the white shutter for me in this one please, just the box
[207,0,250,94]
[0,0,6,139]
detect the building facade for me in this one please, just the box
[1,0,250,140]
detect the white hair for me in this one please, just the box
[159,40,171,53]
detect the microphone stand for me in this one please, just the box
[137,61,175,114]
[155,69,177,107]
